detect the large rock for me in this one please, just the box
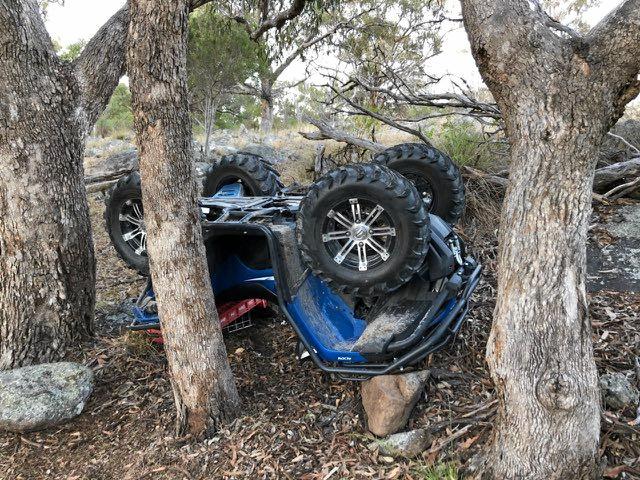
[0,362,94,432]
[588,204,640,292]
[361,370,430,437]
[369,428,432,458]
[600,372,639,410]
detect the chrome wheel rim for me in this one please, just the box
[322,198,397,272]
[119,199,147,256]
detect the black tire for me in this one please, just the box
[297,163,430,296]
[374,143,465,224]
[104,171,149,275]
[203,152,283,196]
[104,154,283,274]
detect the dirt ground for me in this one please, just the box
[0,193,639,480]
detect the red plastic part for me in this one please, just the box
[144,298,267,344]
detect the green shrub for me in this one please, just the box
[432,120,496,169]
[413,461,459,480]
[95,83,133,138]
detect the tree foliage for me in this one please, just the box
[58,39,86,62]
[95,83,133,138]
[187,7,264,128]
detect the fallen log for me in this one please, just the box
[593,157,640,191]
[84,149,138,192]
[299,118,640,198]
[298,116,386,153]
[461,166,509,188]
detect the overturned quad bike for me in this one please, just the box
[105,143,481,379]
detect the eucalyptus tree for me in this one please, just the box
[188,8,263,155]
[0,0,129,369]
[460,1,640,478]
[220,0,341,134]
[313,0,492,143]
[128,0,242,436]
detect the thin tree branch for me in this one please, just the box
[234,0,307,41]
[588,0,640,116]
[299,116,386,152]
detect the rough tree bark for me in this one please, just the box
[203,95,218,158]
[0,1,129,369]
[127,0,241,436]
[459,1,640,478]
[259,77,276,135]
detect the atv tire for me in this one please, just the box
[104,171,149,275]
[203,152,283,196]
[105,153,282,275]
[374,143,465,224]
[297,163,430,296]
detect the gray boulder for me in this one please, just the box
[369,428,432,458]
[241,143,288,164]
[0,362,94,432]
[600,372,639,410]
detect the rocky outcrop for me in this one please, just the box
[588,204,640,292]
[600,372,639,410]
[0,362,94,432]
[361,370,430,437]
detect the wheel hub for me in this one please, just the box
[322,198,397,272]
[351,223,370,240]
[119,199,147,256]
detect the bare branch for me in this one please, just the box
[588,0,640,115]
[299,116,386,152]
[345,73,501,120]
[603,176,640,200]
[324,82,433,146]
[234,0,307,41]
[607,132,640,155]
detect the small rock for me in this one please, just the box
[0,362,94,432]
[361,370,430,436]
[600,372,639,410]
[194,161,212,177]
[369,428,431,458]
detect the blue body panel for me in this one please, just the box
[210,255,276,296]
[133,253,372,363]
[286,275,368,363]
[213,182,244,197]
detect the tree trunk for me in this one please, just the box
[127,0,241,437]
[485,103,603,478]
[0,0,95,369]
[260,79,275,136]
[203,95,216,159]
[460,1,640,477]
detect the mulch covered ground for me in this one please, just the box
[0,194,638,480]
